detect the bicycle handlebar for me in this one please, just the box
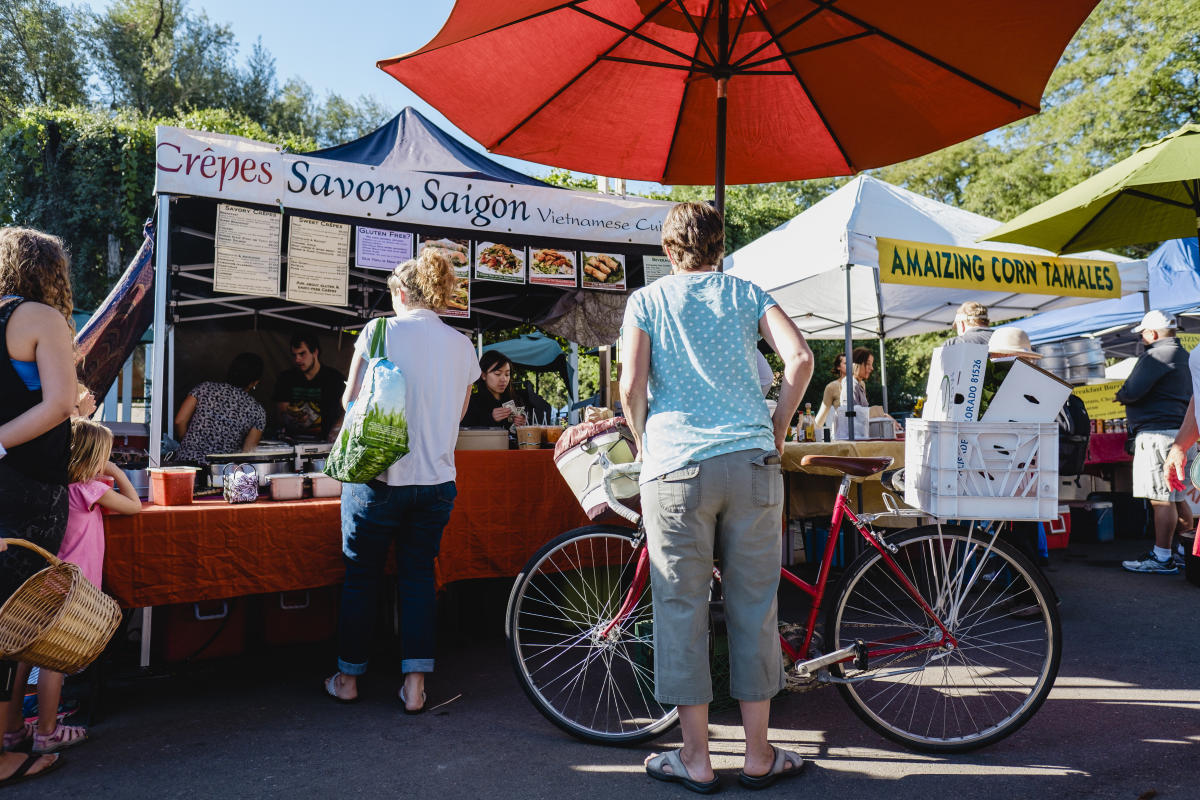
[595,451,642,525]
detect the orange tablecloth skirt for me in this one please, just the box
[103,450,590,608]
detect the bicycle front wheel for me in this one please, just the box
[506,524,678,745]
[827,524,1061,752]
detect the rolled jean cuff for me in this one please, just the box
[655,691,714,706]
[337,658,368,676]
[401,658,434,674]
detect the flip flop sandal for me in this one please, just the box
[737,745,805,790]
[645,749,720,795]
[324,674,358,704]
[399,687,426,715]
[0,753,62,788]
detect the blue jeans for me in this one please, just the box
[337,480,456,676]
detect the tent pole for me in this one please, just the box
[167,324,175,431]
[476,331,483,358]
[569,341,579,425]
[873,264,889,416]
[844,263,855,441]
[149,194,170,468]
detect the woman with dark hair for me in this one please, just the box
[461,351,528,428]
[174,352,267,464]
[812,353,846,433]
[0,227,77,783]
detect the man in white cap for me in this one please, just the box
[1116,309,1193,574]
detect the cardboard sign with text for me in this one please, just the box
[923,343,988,422]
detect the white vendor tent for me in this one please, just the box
[725,175,1145,416]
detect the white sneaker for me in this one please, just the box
[1122,552,1179,574]
[1174,544,1187,568]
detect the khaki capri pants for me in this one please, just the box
[641,448,786,706]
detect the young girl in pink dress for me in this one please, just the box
[6,418,141,754]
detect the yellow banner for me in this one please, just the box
[1071,380,1125,421]
[877,237,1120,299]
[1178,333,1199,352]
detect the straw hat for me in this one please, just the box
[988,327,1041,359]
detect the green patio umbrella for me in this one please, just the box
[984,123,1200,253]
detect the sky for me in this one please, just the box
[73,0,648,186]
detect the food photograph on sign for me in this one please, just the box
[529,247,577,287]
[581,252,626,291]
[438,276,470,319]
[474,241,526,284]
[419,236,471,276]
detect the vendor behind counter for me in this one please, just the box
[462,352,529,428]
[174,352,266,465]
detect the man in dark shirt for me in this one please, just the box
[272,334,346,441]
[1115,310,1194,574]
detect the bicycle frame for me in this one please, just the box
[600,472,959,675]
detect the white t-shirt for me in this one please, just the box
[353,309,480,486]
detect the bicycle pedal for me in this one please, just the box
[853,640,869,671]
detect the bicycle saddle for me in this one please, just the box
[799,455,894,477]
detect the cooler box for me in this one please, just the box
[157,599,246,662]
[802,523,844,569]
[263,587,339,646]
[553,418,639,520]
[1045,506,1070,550]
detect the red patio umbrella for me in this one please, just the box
[379,0,1099,212]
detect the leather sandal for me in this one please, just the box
[645,749,720,794]
[737,745,804,790]
[0,752,62,787]
[399,686,426,715]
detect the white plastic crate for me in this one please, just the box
[904,419,1059,521]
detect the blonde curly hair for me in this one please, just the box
[387,248,456,310]
[0,227,74,331]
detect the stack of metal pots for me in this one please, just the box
[1035,338,1106,385]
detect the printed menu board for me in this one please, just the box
[355,227,413,271]
[474,241,526,285]
[213,204,281,297]
[286,217,351,306]
[642,254,672,284]
[528,247,578,288]
[581,252,626,291]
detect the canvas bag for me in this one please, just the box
[324,319,409,483]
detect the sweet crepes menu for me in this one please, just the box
[286,217,351,306]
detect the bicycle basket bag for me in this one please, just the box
[1057,393,1091,476]
[553,417,639,520]
[325,319,409,484]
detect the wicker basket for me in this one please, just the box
[0,539,123,673]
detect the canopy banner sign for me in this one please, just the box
[877,237,1120,299]
[1178,333,1199,352]
[154,126,671,246]
[1071,380,1125,421]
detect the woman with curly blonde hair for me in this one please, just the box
[325,247,480,712]
[0,227,77,784]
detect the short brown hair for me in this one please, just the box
[852,347,873,366]
[388,248,456,310]
[661,202,724,272]
[68,417,113,484]
[955,301,988,326]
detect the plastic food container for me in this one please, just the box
[148,467,199,506]
[455,428,509,451]
[307,473,342,498]
[515,426,543,449]
[266,473,306,501]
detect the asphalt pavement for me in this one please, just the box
[5,538,1198,800]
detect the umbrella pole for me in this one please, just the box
[715,76,727,219]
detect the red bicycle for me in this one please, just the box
[506,453,1062,753]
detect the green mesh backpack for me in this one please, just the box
[325,319,409,483]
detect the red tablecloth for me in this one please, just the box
[103,449,589,608]
[1085,432,1131,465]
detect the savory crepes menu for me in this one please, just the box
[474,241,527,285]
[213,204,282,297]
[286,217,351,306]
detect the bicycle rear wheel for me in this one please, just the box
[827,524,1061,752]
[506,524,678,745]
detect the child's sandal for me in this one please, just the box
[32,724,86,754]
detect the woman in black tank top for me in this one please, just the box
[0,228,77,782]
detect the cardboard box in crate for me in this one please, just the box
[904,419,1058,520]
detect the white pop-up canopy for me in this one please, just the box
[725,175,1145,340]
[725,175,1146,417]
